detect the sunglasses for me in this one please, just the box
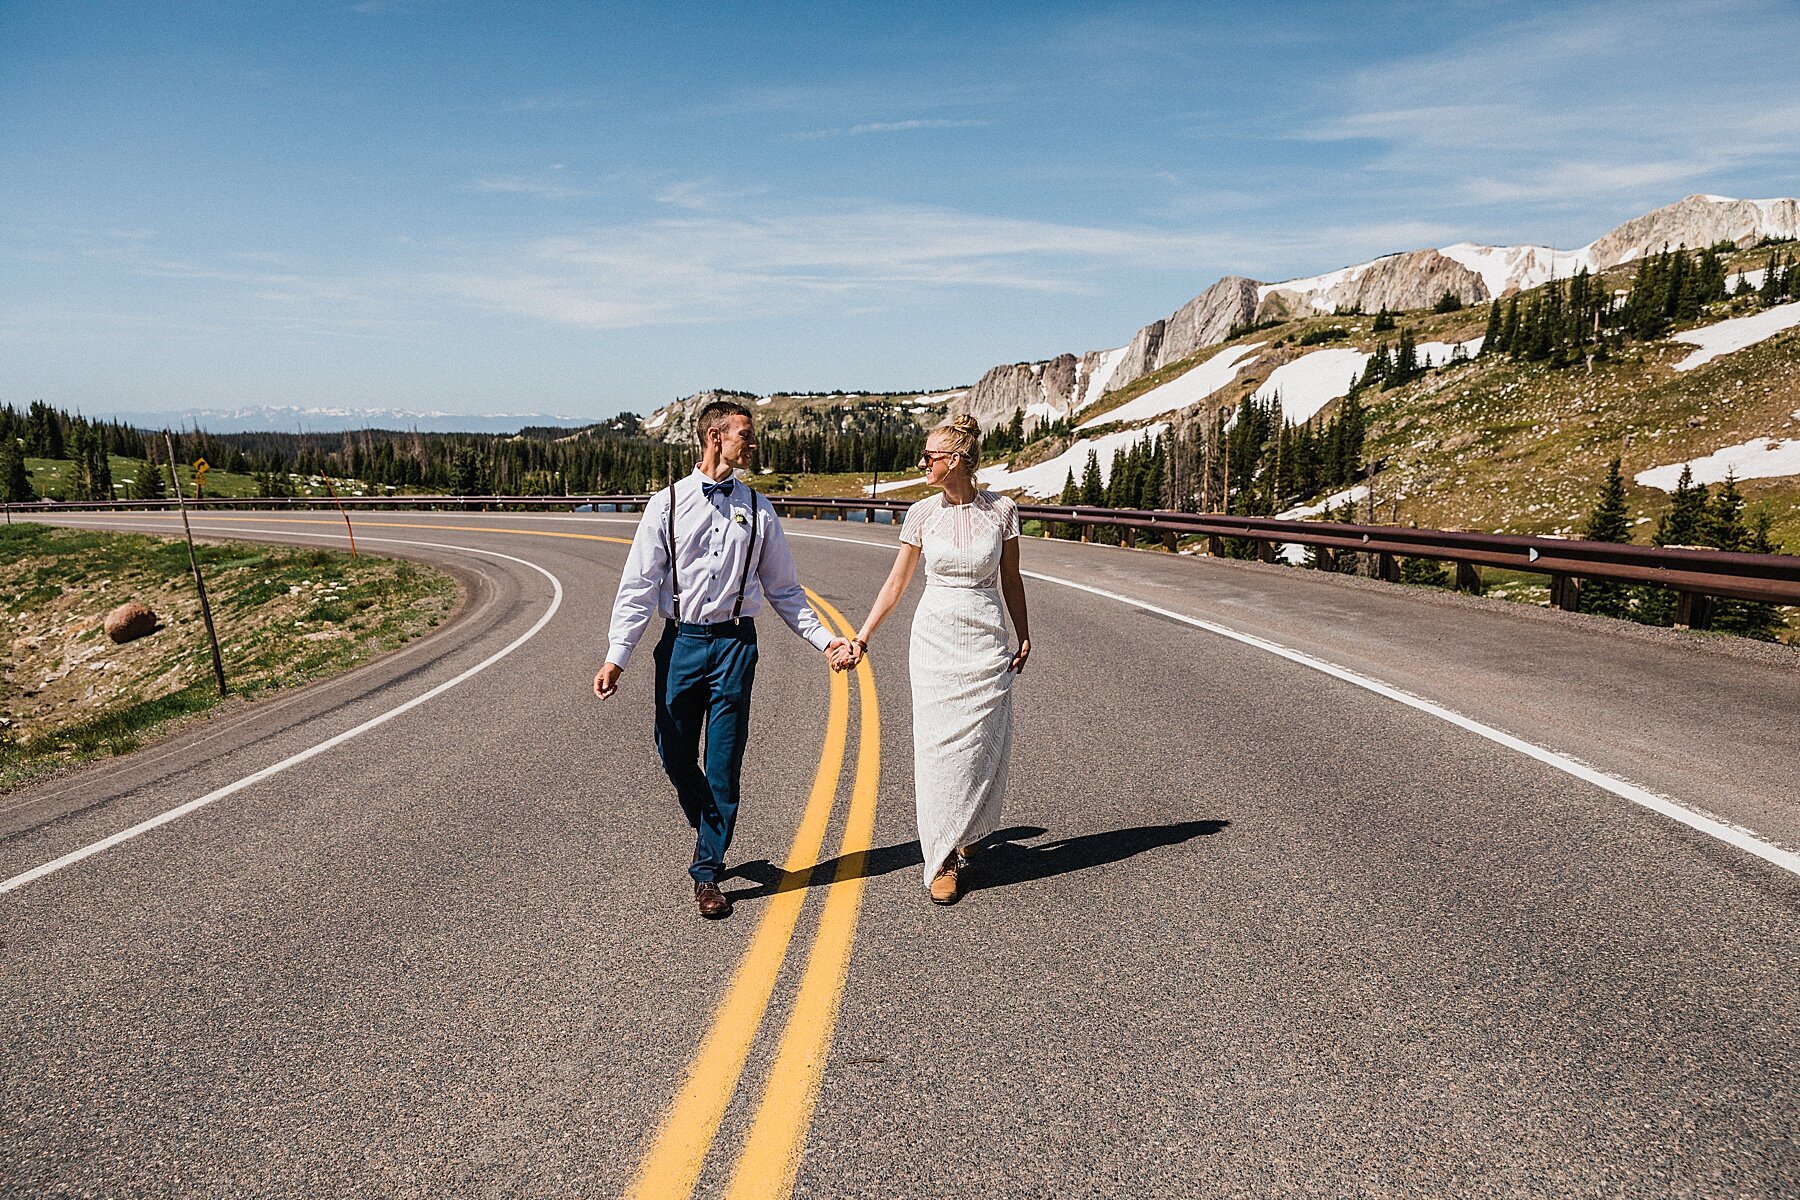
[918,451,962,465]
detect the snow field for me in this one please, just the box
[1670,300,1800,371]
[1636,437,1800,490]
[1251,349,1370,424]
[1079,345,1132,411]
[977,423,1169,498]
[1276,484,1370,520]
[1078,344,1263,430]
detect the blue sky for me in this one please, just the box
[3,0,1798,421]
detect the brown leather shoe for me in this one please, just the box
[695,881,732,919]
[928,865,960,906]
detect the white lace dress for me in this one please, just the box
[899,491,1019,886]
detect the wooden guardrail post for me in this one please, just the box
[1123,527,1136,549]
[1549,573,1582,612]
[1376,551,1400,582]
[1455,561,1483,594]
[1206,534,1224,557]
[1256,539,1276,563]
[1674,590,1710,630]
[1162,531,1177,552]
[1079,523,1091,543]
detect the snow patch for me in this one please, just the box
[977,424,1168,498]
[1250,349,1371,424]
[1276,484,1369,521]
[1635,437,1800,489]
[1078,345,1132,410]
[1670,300,1800,371]
[1726,268,1768,292]
[755,397,773,406]
[643,410,669,431]
[1438,243,1598,297]
[1078,344,1262,430]
[868,474,927,495]
[1416,336,1485,366]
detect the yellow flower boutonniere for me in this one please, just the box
[733,511,748,526]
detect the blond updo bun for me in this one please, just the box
[934,413,983,477]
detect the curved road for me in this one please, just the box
[4,509,1797,1199]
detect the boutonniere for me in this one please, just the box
[734,511,748,525]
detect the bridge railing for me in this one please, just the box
[9,493,1797,617]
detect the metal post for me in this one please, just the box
[166,433,228,697]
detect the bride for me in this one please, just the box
[849,414,1031,905]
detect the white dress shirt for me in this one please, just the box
[605,469,833,668]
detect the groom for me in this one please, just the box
[595,399,854,919]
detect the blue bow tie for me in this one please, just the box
[701,478,735,498]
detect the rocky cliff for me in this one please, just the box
[944,193,1800,432]
[1584,194,1800,267]
[1257,250,1488,320]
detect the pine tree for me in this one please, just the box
[129,455,167,500]
[1399,555,1450,587]
[2,435,35,502]
[1700,471,1747,552]
[1079,449,1104,507]
[1637,466,1710,625]
[1480,301,1502,353]
[1578,457,1634,618]
[1710,509,1787,640]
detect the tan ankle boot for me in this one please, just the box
[929,864,960,905]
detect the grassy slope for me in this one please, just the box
[1,524,458,791]
[17,454,409,501]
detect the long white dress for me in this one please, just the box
[900,491,1019,887]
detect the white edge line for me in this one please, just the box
[1,534,565,896]
[1018,570,1800,879]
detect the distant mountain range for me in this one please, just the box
[89,405,592,436]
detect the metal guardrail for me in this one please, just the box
[9,492,1797,615]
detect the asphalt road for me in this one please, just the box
[4,508,1796,1199]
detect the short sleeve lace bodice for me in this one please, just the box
[899,491,1019,589]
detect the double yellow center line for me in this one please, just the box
[89,513,881,1198]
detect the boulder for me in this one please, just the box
[104,602,158,644]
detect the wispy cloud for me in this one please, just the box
[433,202,1257,330]
[655,180,769,211]
[467,174,598,201]
[483,94,594,114]
[1300,0,1800,211]
[794,118,992,141]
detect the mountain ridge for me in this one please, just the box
[955,194,1800,431]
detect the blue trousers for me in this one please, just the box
[653,619,759,884]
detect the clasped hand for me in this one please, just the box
[826,638,864,672]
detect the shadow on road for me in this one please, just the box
[722,819,1228,905]
[960,820,1229,894]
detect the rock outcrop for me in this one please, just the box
[1154,276,1261,370]
[640,390,756,445]
[104,602,158,644]
[1258,250,1489,319]
[956,354,1081,431]
[1585,194,1800,267]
